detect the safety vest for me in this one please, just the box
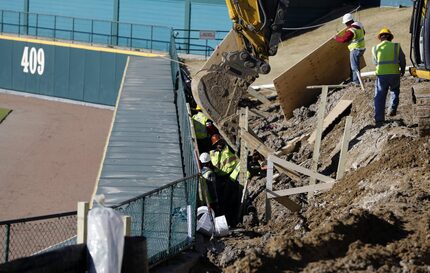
[192,112,208,139]
[348,27,365,51]
[200,167,216,204]
[210,146,238,176]
[229,163,250,182]
[372,41,401,75]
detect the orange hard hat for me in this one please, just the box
[211,134,222,145]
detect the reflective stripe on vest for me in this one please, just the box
[372,41,400,75]
[192,112,208,139]
[348,27,365,51]
[210,147,238,176]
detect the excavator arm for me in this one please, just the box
[192,0,288,149]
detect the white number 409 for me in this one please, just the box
[21,46,45,75]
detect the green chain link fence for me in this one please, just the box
[0,212,77,264]
[113,174,199,265]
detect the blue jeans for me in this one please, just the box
[374,74,400,122]
[350,49,365,84]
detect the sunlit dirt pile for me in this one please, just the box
[194,77,430,273]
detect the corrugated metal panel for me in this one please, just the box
[97,56,183,206]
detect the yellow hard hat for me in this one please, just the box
[195,105,202,111]
[377,28,393,39]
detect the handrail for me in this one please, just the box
[0,211,77,225]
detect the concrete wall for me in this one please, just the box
[0,37,127,106]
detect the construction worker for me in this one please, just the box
[334,13,366,86]
[372,28,406,125]
[209,134,239,226]
[192,105,211,152]
[199,152,219,213]
[209,134,238,177]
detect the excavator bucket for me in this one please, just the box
[192,31,253,150]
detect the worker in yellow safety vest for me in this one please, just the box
[372,28,406,126]
[198,152,219,213]
[209,134,238,177]
[209,134,239,225]
[334,13,366,86]
[192,105,211,152]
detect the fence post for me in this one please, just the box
[77,202,89,244]
[91,20,94,44]
[150,25,153,53]
[140,198,145,236]
[4,223,10,263]
[123,216,131,236]
[1,10,4,33]
[18,12,21,36]
[167,186,174,253]
[54,15,57,40]
[72,17,75,42]
[35,14,38,37]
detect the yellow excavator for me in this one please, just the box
[191,0,288,148]
[410,0,430,136]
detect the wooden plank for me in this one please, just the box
[267,182,334,197]
[239,108,249,186]
[309,86,328,189]
[336,116,352,180]
[308,99,353,144]
[77,202,89,244]
[273,34,366,119]
[269,155,335,183]
[247,87,272,106]
[265,159,274,222]
[241,130,301,180]
[272,196,301,211]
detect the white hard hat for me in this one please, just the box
[199,152,211,164]
[342,13,354,24]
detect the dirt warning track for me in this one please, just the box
[0,91,112,220]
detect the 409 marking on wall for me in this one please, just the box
[21,47,45,76]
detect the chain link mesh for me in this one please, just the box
[0,213,77,264]
[115,175,198,265]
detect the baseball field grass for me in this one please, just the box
[0,107,12,124]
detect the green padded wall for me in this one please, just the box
[0,38,127,106]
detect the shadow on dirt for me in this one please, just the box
[258,210,408,272]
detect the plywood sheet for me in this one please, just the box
[273,36,365,119]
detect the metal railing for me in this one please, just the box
[113,175,199,265]
[173,28,228,57]
[0,211,77,264]
[0,9,172,52]
[170,34,200,177]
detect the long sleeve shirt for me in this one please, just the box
[335,23,365,43]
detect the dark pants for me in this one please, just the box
[215,175,241,228]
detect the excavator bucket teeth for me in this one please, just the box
[191,31,250,149]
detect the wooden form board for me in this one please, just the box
[273,36,366,119]
[308,99,353,144]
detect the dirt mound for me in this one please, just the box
[194,76,430,272]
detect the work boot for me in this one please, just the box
[374,120,385,128]
[388,109,397,116]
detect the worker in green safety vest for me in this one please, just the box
[209,134,239,226]
[372,28,406,126]
[192,105,211,152]
[335,13,366,86]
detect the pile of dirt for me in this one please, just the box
[195,77,430,272]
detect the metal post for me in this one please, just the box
[167,186,174,253]
[77,202,89,244]
[23,0,29,35]
[91,20,94,44]
[35,14,38,37]
[112,0,120,46]
[54,15,57,40]
[205,39,208,59]
[140,198,145,236]
[130,23,133,49]
[3,224,10,262]
[150,25,153,53]
[72,17,75,42]
[184,0,191,54]
[1,10,4,34]
[18,12,21,36]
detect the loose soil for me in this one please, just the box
[188,5,430,273]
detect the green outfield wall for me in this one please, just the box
[0,36,128,106]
